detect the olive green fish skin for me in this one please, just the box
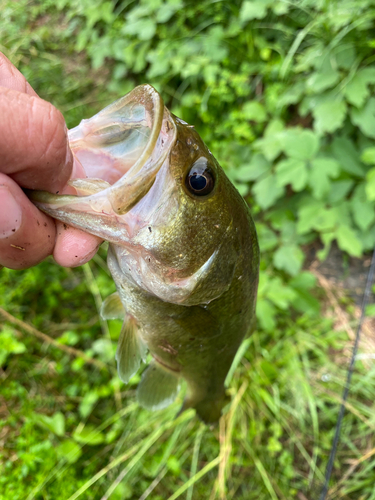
[28,86,259,424]
[108,120,259,423]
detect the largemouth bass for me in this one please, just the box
[28,85,259,423]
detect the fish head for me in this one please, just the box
[125,117,243,305]
[29,85,251,306]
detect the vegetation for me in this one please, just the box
[1,0,375,498]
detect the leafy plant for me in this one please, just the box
[1,0,375,499]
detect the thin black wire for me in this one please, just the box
[319,247,375,500]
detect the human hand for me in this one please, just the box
[0,52,103,270]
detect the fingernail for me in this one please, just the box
[0,186,23,238]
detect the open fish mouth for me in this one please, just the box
[28,85,176,220]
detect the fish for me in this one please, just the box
[28,85,260,423]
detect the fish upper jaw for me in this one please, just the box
[68,84,165,187]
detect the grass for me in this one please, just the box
[1,251,375,499]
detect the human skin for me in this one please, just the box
[0,52,102,270]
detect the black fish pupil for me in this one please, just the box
[185,157,215,197]
[190,174,207,191]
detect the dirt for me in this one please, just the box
[307,243,375,355]
[307,242,374,306]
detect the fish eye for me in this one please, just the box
[185,158,215,197]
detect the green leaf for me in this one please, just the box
[366,304,375,317]
[122,19,156,40]
[253,136,282,161]
[278,82,305,107]
[297,201,338,234]
[336,225,362,257]
[73,425,105,446]
[253,119,284,161]
[272,1,290,15]
[282,129,319,161]
[334,44,356,70]
[233,181,249,197]
[313,99,347,134]
[344,67,375,107]
[92,338,115,362]
[351,184,375,231]
[276,158,308,191]
[35,412,65,437]
[358,226,375,253]
[167,456,181,475]
[266,278,297,309]
[0,328,26,366]
[256,300,276,332]
[267,209,294,231]
[318,231,336,260]
[253,175,285,209]
[306,68,340,93]
[351,98,375,139]
[273,244,305,276]
[57,330,79,346]
[235,153,270,182]
[147,55,170,78]
[280,220,297,242]
[256,223,279,251]
[330,137,365,176]
[361,147,375,165]
[79,391,99,418]
[327,180,355,204]
[289,271,316,290]
[289,271,320,313]
[156,1,183,23]
[83,2,115,29]
[366,167,375,201]
[56,440,82,464]
[309,157,340,199]
[240,0,270,21]
[243,101,267,122]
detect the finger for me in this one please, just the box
[0,52,38,96]
[0,173,56,269]
[0,86,72,192]
[51,155,103,266]
[53,224,102,268]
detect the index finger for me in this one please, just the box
[0,52,73,192]
[0,87,73,192]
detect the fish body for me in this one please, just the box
[29,85,259,423]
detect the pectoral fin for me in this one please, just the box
[137,361,180,411]
[116,315,147,383]
[100,292,125,320]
